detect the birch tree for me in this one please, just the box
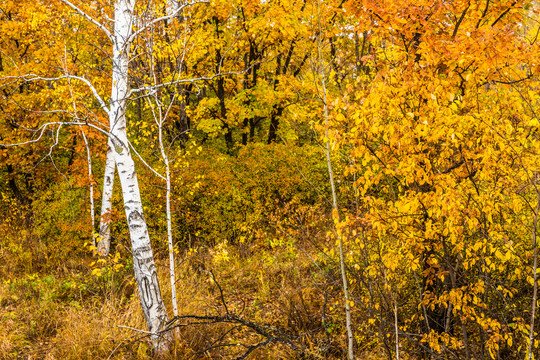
[97,143,115,256]
[1,0,207,351]
[65,0,212,350]
[104,0,171,348]
[315,6,354,358]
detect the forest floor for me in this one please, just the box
[0,235,380,359]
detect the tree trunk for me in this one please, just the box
[165,0,180,327]
[318,11,354,358]
[267,54,282,144]
[157,108,179,336]
[81,130,96,248]
[98,140,115,256]
[110,0,170,351]
[5,163,25,203]
[267,106,283,144]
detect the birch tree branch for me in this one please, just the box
[129,69,252,97]
[117,325,154,334]
[10,74,110,114]
[0,118,166,181]
[60,0,113,41]
[0,122,53,147]
[126,138,166,181]
[127,1,209,44]
[1,121,111,147]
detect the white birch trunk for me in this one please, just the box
[165,164,178,320]
[323,87,355,360]
[158,3,180,327]
[317,4,354,357]
[156,101,179,330]
[110,0,170,350]
[98,140,115,256]
[81,130,96,248]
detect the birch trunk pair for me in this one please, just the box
[61,0,178,351]
[109,0,170,350]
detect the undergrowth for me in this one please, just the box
[0,231,367,359]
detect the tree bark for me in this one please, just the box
[97,139,115,256]
[156,98,179,336]
[109,0,170,351]
[165,0,180,326]
[81,130,96,248]
[5,163,25,203]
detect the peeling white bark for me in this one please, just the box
[109,0,170,350]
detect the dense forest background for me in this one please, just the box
[1,0,540,358]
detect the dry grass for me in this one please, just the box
[0,237,372,359]
[51,298,147,360]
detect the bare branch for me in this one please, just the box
[204,270,230,315]
[1,121,112,147]
[126,138,166,181]
[0,122,56,147]
[60,0,113,41]
[117,325,153,334]
[1,119,165,183]
[7,74,110,114]
[44,123,64,160]
[129,69,252,97]
[231,339,273,360]
[452,3,470,39]
[166,313,318,357]
[127,1,209,44]
[491,0,517,27]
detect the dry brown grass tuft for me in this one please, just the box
[51,297,147,360]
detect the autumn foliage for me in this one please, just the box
[1,0,540,359]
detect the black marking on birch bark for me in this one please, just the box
[138,257,153,266]
[134,248,152,265]
[129,222,143,231]
[130,223,143,230]
[158,314,168,329]
[135,245,152,253]
[139,276,153,308]
[105,176,112,186]
[128,210,143,224]
[151,271,163,303]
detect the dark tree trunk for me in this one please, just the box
[267,106,284,144]
[6,163,26,203]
